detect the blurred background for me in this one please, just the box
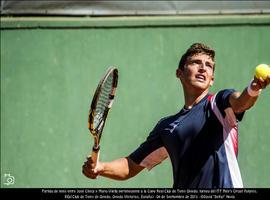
[1,1,270,188]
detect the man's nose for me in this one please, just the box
[198,63,206,70]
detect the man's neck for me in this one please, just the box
[183,89,209,109]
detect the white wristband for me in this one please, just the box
[247,80,262,97]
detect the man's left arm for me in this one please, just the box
[230,76,270,114]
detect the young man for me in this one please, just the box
[82,43,270,188]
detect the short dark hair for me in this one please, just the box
[178,43,215,70]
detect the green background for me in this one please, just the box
[1,15,270,188]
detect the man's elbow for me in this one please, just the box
[125,157,144,179]
[233,102,255,114]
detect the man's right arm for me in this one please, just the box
[82,157,144,180]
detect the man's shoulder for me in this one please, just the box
[214,88,236,98]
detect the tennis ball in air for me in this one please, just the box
[255,64,270,80]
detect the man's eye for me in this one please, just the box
[206,63,213,68]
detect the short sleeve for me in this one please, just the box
[128,121,168,170]
[215,89,245,121]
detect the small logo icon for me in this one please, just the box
[3,173,15,185]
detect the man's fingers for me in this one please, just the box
[86,156,94,163]
[258,77,267,89]
[253,77,268,89]
[82,156,100,179]
[82,168,97,179]
[265,75,270,85]
[82,164,98,179]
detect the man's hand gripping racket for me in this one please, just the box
[83,67,118,178]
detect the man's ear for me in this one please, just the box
[176,68,182,78]
[210,76,214,86]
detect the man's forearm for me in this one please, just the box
[229,77,270,113]
[229,89,258,114]
[99,157,144,180]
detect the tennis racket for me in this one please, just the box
[88,66,118,167]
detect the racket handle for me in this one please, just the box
[91,147,100,167]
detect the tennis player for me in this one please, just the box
[82,43,270,188]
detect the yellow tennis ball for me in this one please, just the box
[255,64,270,80]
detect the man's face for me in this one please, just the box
[176,53,215,92]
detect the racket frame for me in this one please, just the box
[88,67,118,162]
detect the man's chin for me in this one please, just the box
[192,82,209,90]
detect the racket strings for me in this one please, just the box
[93,73,114,129]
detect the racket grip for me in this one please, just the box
[91,147,100,167]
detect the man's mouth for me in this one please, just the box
[195,74,206,81]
